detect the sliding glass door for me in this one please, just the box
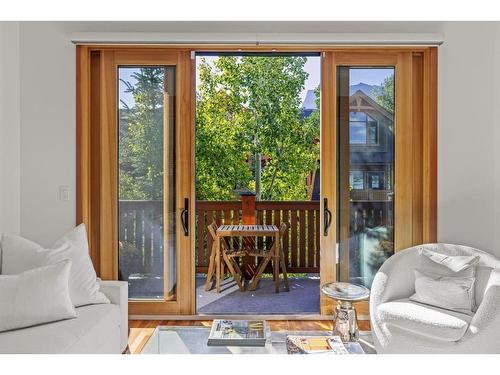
[77,47,436,317]
[320,51,436,316]
[118,65,177,301]
[91,50,194,315]
[336,66,395,288]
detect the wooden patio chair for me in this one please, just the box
[205,222,245,292]
[247,222,289,292]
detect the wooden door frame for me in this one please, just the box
[77,45,436,318]
[320,49,437,316]
[76,46,195,315]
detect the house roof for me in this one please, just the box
[301,82,386,113]
[349,89,393,121]
[302,90,317,111]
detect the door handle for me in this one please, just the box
[323,198,332,236]
[181,198,189,236]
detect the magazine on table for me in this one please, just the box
[286,335,350,354]
[207,320,267,347]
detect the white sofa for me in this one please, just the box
[370,243,500,354]
[0,280,128,354]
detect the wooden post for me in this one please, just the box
[239,191,256,279]
[241,192,256,225]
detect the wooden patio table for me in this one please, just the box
[212,224,281,294]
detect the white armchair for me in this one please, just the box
[370,243,500,354]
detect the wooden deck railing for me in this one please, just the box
[118,199,392,277]
[350,190,393,202]
[118,200,164,278]
[195,200,321,274]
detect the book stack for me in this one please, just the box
[207,320,267,347]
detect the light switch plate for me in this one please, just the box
[59,185,70,201]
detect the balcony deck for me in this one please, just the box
[119,198,390,313]
[196,275,320,315]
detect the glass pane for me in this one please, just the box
[337,67,395,288]
[367,122,378,144]
[349,111,366,121]
[118,66,176,300]
[349,122,367,144]
[349,170,364,190]
[367,171,385,190]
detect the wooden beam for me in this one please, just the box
[422,47,438,243]
[319,51,337,315]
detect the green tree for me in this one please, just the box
[119,68,165,201]
[374,74,394,113]
[196,56,319,201]
[195,57,254,201]
[119,58,320,202]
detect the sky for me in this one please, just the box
[119,58,393,109]
[350,68,393,87]
[194,55,321,103]
[119,67,140,109]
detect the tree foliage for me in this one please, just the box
[196,56,320,201]
[119,57,320,202]
[119,68,165,201]
[374,74,394,113]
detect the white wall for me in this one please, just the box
[8,21,500,256]
[494,22,500,256]
[437,22,499,254]
[0,22,21,234]
[19,23,76,245]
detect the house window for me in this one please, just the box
[349,111,378,145]
[349,170,364,190]
[367,171,385,190]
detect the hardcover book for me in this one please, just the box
[207,320,267,347]
[286,335,350,354]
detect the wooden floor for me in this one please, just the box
[128,319,371,354]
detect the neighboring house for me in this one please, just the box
[303,84,394,203]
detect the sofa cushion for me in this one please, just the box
[0,234,70,275]
[0,303,121,353]
[52,224,110,307]
[377,298,472,342]
[0,261,76,333]
[1,224,110,307]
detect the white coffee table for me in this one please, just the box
[141,326,375,354]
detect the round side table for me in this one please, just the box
[321,282,370,342]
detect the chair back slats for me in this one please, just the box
[207,221,217,241]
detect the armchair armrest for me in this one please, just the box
[370,247,419,308]
[370,246,425,350]
[99,280,128,352]
[468,268,500,333]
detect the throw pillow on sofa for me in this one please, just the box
[0,224,109,307]
[0,235,70,275]
[0,260,76,332]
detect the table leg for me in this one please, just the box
[279,246,289,292]
[215,236,221,293]
[248,253,272,291]
[333,300,359,342]
[274,232,280,293]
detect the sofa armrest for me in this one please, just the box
[99,280,128,352]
